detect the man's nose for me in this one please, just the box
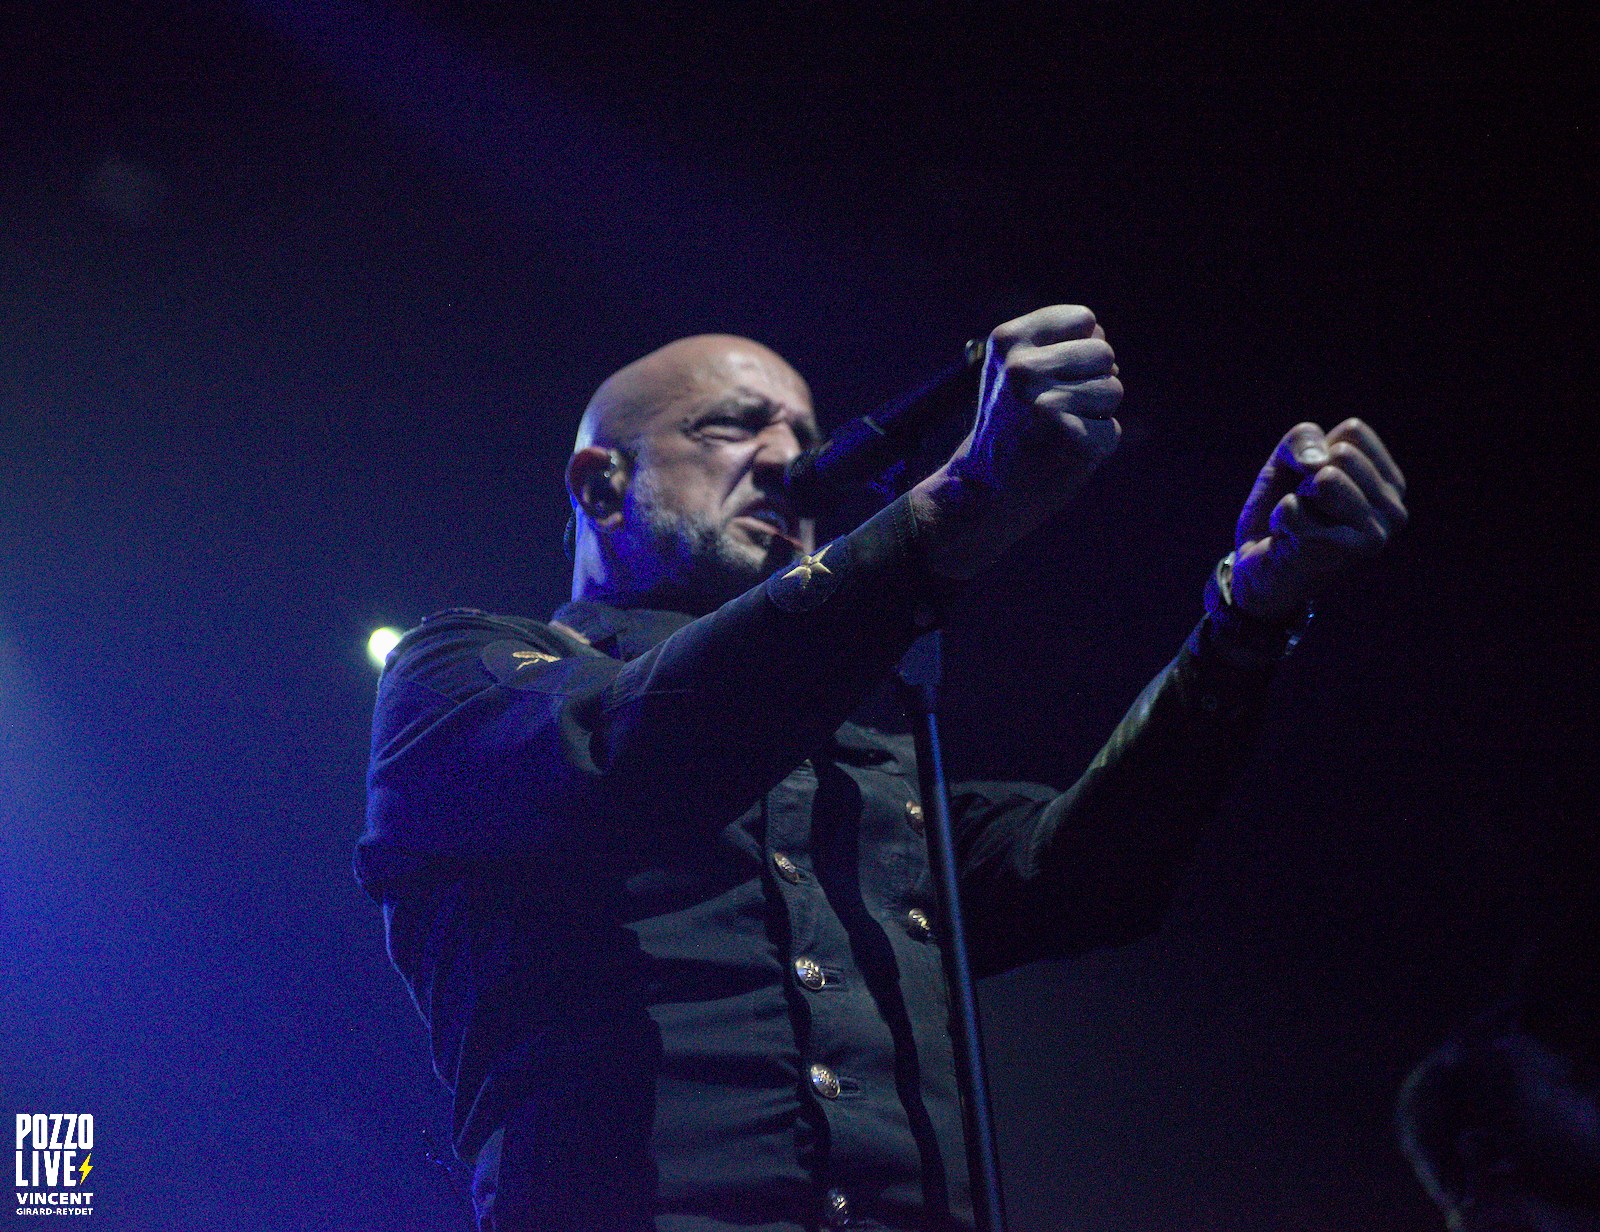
[751,422,806,475]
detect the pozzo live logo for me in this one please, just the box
[13,1115,94,1218]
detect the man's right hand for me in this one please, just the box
[913,304,1124,579]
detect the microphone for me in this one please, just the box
[784,338,985,517]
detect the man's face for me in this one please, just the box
[614,341,819,610]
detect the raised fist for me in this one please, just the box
[1229,419,1409,621]
[915,304,1124,579]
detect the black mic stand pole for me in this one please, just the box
[798,337,1006,1228]
[898,632,1008,1232]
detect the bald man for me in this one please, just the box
[565,334,826,613]
[358,306,1407,1231]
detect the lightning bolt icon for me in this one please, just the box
[78,1154,92,1183]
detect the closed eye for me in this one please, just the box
[694,414,763,441]
[689,402,776,443]
[686,398,818,449]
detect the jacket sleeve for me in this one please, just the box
[359,495,950,894]
[953,617,1280,975]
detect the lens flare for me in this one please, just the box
[366,627,403,669]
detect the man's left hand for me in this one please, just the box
[1229,418,1408,622]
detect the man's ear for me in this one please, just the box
[565,446,628,530]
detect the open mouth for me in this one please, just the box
[736,507,804,549]
[740,507,792,537]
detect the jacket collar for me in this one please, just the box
[549,598,696,663]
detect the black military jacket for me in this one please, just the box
[357,496,1276,1231]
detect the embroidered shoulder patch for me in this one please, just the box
[480,638,563,684]
[765,538,849,613]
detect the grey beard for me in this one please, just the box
[611,488,795,615]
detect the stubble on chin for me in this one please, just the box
[626,497,797,611]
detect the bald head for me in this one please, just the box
[574,334,810,455]
[566,333,819,613]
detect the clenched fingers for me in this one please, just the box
[1321,440,1408,530]
[1032,378,1125,422]
[1292,422,1408,555]
[1012,336,1121,421]
[1015,335,1117,383]
[993,308,1122,422]
[1327,418,1405,494]
[1270,492,1374,559]
[1237,422,1330,542]
[989,304,1099,351]
[1296,467,1391,551]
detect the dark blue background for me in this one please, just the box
[1,3,1594,1228]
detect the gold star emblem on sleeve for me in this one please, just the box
[782,546,832,583]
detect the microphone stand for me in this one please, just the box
[898,623,1008,1232]
[800,338,1008,1230]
